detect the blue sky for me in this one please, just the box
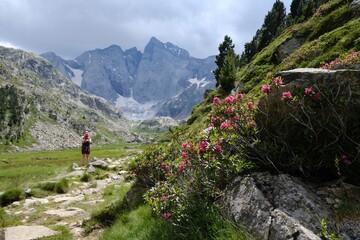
[0,0,292,59]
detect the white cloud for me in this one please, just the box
[0,0,293,59]
[0,41,19,49]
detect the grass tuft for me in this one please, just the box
[0,189,23,207]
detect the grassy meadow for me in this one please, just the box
[0,141,143,192]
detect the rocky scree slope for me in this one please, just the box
[0,46,138,151]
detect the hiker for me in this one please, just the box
[81,131,92,166]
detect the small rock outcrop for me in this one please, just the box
[277,68,360,85]
[4,225,58,240]
[275,37,305,63]
[350,0,360,18]
[221,172,360,240]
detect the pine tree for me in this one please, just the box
[290,0,302,18]
[214,35,237,88]
[219,51,237,93]
[258,0,287,50]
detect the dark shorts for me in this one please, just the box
[82,146,90,154]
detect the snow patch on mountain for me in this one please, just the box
[188,77,209,89]
[115,94,157,120]
[67,65,83,86]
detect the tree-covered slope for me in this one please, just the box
[238,0,359,93]
[187,0,359,131]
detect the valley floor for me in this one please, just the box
[1,156,135,240]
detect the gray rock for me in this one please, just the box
[270,209,320,240]
[59,194,85,207]
[119,170,129,175]
[24,197,49,208]
[90,157,108,169]
[277,68,360,85]
[4,225,59,240]
[222,176,273,239]
[350,0,360,18]
[86,164,96,173]
[275,37,304,63]
[44,207,89,218]
[72,162,80,170]
[222,173,330,240]
[51,194,84,205]
[125,188,147,207]
[11,201,21,207]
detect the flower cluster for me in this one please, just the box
[261,76,284,95]
[143,92,258,224]
[261,76,323,103]
[321,51,360,69]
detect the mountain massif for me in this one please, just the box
[0,46,139,151]
[42,37,216,120]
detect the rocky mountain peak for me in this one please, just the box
[42,38,216,120]
[144,36,190,59]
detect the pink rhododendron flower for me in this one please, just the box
[261,84,271,94]
[161,162,169,169]
[224,107,235,114]
[341,154,351,165]
[304,87,312,96]
[182,151,188,159]
[220,122,229,129]
[272,76,283,86]
[213,97,221,105]
[181,142,189,150]
[247,102,254,110]
[161,195,169,201]
[312,92,321,101]
[163,212,171,219]
[282,91,292,99]
[236,93,244,100]
[225,96,236,103]
[214,145,222,153]
[231,114,240,121]
[177,161,186,173]
[247,121,255,128]
[199,141,207,152]
[211,116,217,123]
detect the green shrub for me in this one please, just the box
[0,207,6,219]
[141,93,256,227]
[0,189,23,207]
[254,74,360,184]
[88,198,129,228]
[80,173,91,182]
[37,178,69,193]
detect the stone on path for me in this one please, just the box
[24,197,49,208]
[4,225,59,240]
[44,207,90,218]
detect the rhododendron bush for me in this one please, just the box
[132,71,359,229]
[256,76,360,182]
[321,51,360,69]
[135,92,257,225]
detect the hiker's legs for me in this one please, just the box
[82,154,86,166]
[85,154,90,165]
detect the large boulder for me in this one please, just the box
[221,172,360,240]
[275,37,305,63]
[277,68,360,86]
[350,0,360,18]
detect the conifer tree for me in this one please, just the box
[290,0,302,18]
[219,51,237,93]
[258,0,287,50]
[214,35,237,89]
